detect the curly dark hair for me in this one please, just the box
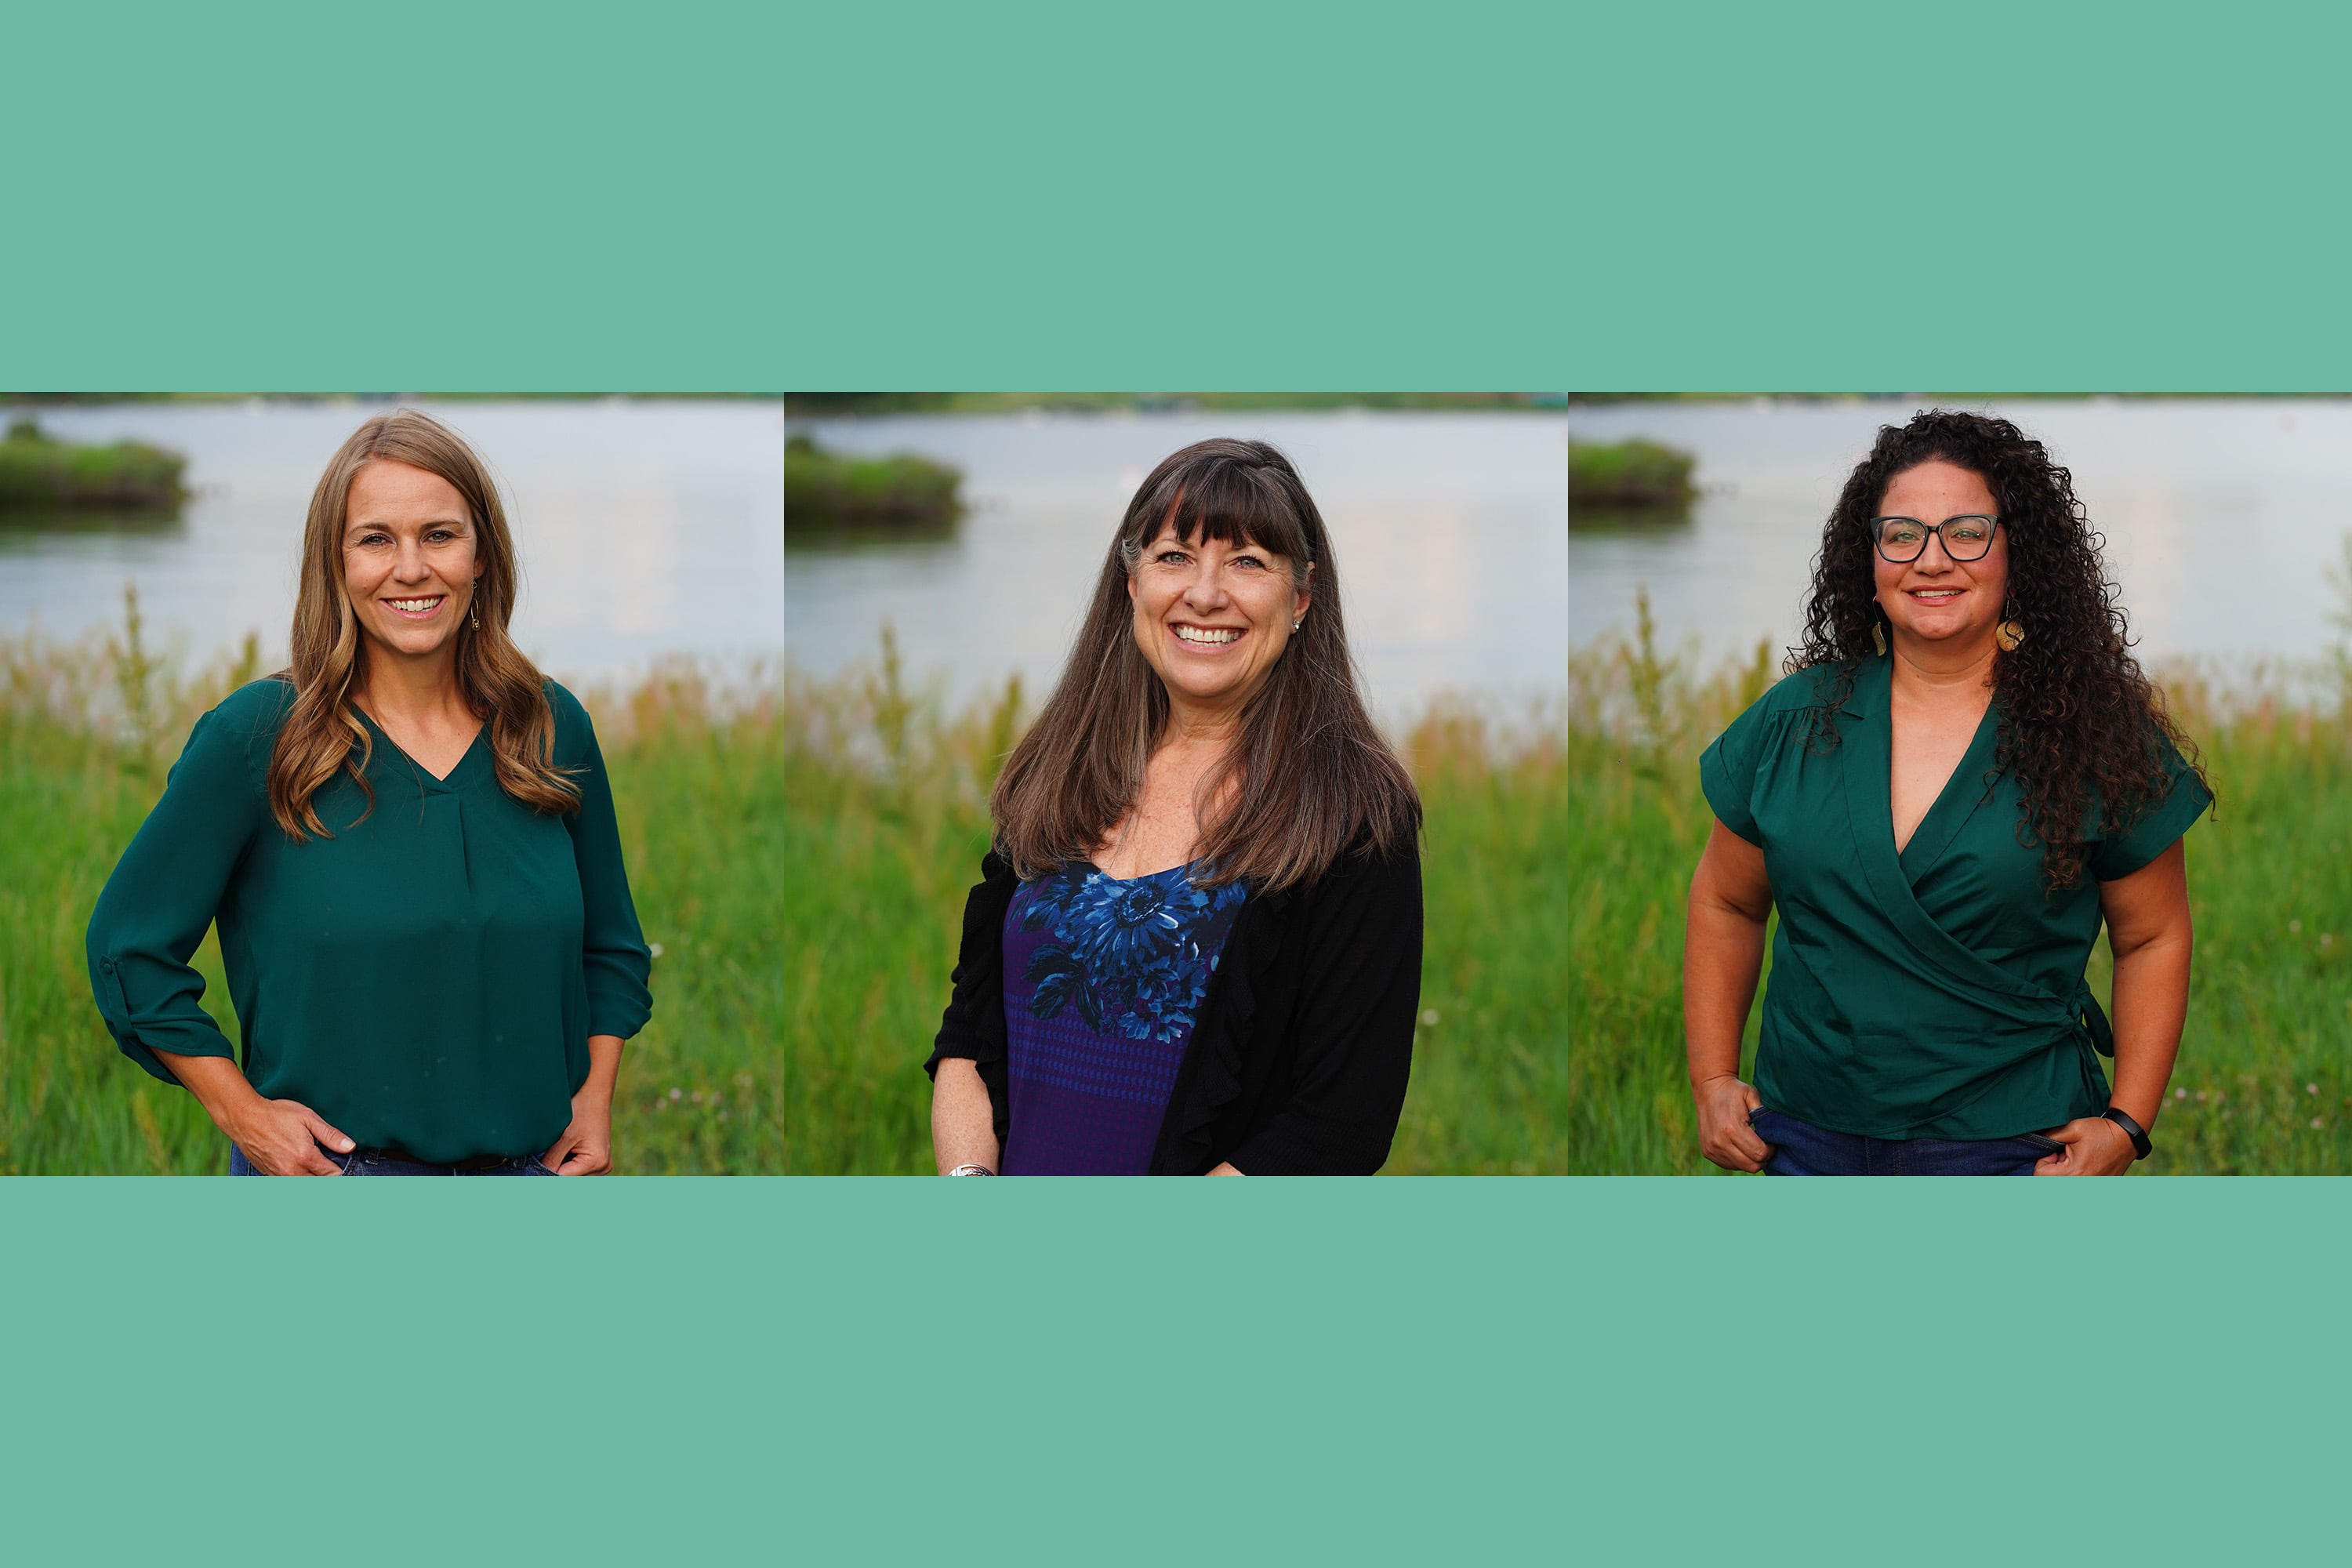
[1791,408,2208,892]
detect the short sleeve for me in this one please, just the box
[1698,694,1772,845]
[2088,732,2214,882]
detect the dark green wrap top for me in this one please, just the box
[1700,655,2209,1140]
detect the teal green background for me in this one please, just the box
[9,2,2352,1562]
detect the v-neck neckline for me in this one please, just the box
[354,704,488,790]
[1853,656,2002,884]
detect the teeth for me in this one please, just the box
[1174,626,1239,644]
[387,597,442,612]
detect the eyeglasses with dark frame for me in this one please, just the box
[1872,513,2000,564]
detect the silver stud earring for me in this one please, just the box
[1291,619,1301,632]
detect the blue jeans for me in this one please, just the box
[1749,1107,2060,1176]
[228,1145,559,1176]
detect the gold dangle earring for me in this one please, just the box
[1869,618,1888,658]
[1995,602,2024,653]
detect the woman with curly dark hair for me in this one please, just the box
[1683,408,2210,1175]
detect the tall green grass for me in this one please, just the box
[0,592,787,1174]
[4,601,1568,1173]
[1570,588,2352,1174]
[782,629,1570,1173]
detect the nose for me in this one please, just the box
[1181,560,1229,608]
[1913,531,1955,572]
[392,534,431,583]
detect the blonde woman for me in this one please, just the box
[86,409,652,1174]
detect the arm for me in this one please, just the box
[154,1051,353,1175]
[548,689,649,1174]
[558,689,654,1044]
[931,1058,1001,1174]
[1684,818,1775,1172]
[2036,838,2193,1176]
[88,687,351,1174]
[1221,841,1422,1176]
[926,858,1018,1168]
[542,1034,625,1174]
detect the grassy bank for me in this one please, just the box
[783,432,962,528]
[1566,437,1695,509]
[0,419,187,510]
[0,601,787,1174]
[1570,594,2352,1174]
[783,631,1570,1174]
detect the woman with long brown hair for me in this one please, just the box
[86,409,652,1174]
[1685,409,2209,1175]
[927,437,1423,1175]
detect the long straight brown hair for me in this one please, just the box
[989,437,1419,891]
[267,408,579,840]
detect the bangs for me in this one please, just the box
[1142,459,1315,564]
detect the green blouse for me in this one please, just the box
[1700,655,2210,1141]
[87,678,652,1164]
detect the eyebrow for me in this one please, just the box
[343,514,470,535]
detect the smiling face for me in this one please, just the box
[341,459,484,666]
[1127,520,1310,720]
[1871,459,2009,656]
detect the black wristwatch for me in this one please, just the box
[2100,1106,2152,1161]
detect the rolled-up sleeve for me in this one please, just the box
[554,685,652,1040]
[86,697,268,1081]
[2088,731,2215,883]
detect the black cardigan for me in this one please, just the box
[925,838,1423,1174]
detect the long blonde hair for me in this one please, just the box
[267,408,579,840]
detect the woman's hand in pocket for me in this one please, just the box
[2032,1116,2136,1175]
[227,1098,353,1175]
[1695,1074,1770,1172]
[541,1087,613,1174]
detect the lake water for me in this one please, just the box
[0,399,784,681]
[784,410,1570,723]
[1570,397,2352,673]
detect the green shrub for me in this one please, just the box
[784,432,962,527]
[1568,437,1696,509]
[0,419,188,510]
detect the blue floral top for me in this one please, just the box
[998,861,1249,1174]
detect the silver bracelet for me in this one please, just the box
[945,1163,996,1177]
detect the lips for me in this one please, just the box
[1171,622,1245,649]
[383,594,448,619]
